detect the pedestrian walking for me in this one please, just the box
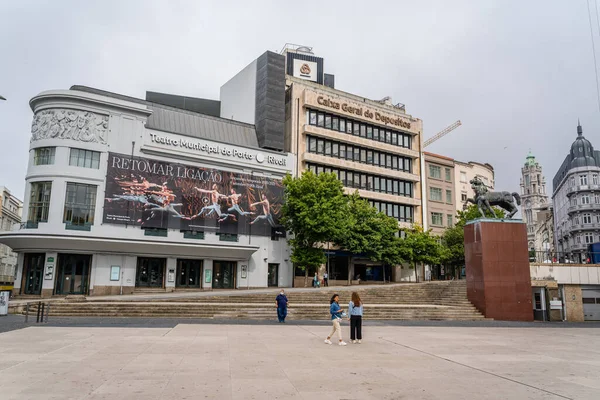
[323,272,329,287]
[324,294,347,346]
[348,292,363,343]
[313,272,320,288]
[275,289,288,323]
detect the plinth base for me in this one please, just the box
[464,219,533,321]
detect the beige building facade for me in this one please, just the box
[284,77,422,227]
[284,76,423,283]
[454,160,495,215]
[424,152,455,235]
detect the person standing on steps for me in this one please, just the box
[275,289,288,323]
[323,271,329,287]
[313,272,320,288]
[324,294,347,346]
[348,292,363,344]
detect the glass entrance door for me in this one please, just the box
[176,259,202,288]
[23,253,45,295]
[136,257,166,288]
[212,261,236,289]
[55,254,91,295]
[268,263,279,287]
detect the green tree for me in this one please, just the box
[339,194,403,279]
[281,171,348,283]
[397,225,441,282]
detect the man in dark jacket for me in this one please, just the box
[275,290,288,323]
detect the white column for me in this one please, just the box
[165,257,176,291]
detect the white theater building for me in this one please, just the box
[0,86,294,297]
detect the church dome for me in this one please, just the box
[570,123,597,168]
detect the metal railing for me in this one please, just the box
[530,251,600,264]
[24,301,50,323]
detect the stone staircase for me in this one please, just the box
[22,281,486,321]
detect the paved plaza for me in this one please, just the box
[0,321,599,399]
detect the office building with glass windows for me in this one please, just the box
[221,45,423,283]
[552,123,600,262]
[0,86,294,297]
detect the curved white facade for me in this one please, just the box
[1,88,295,296]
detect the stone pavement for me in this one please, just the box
[0,322,599,399]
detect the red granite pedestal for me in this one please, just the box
[464,220,533,321]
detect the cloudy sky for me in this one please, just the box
[0,0,598,202]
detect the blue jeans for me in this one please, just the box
[277,306,287,322]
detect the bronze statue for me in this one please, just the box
[464,177,521,219]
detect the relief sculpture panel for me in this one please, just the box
[31,109,108,144]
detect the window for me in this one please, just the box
[447,214,453,227]
[339,119,346,133]
[524,175,530,186]
[34,147,56,166]
[431,212,443,226]
[70,149,100,169]
[324,114,332,129]
[446,190,452,204]
[324,141,332,156]
[332,143,339,157]
[309,110,317,125]
[332,116,339,131]
[595,194,600,204]
[373,127,380,141]
[366,126,373,139]
[63,183,97,226]
[585,233,594,244]
[594,174,599,185]
[570,176,575,187]
[317,113,325,127]
[582,195,591,205]
[580,175,588,185]
[308,137,317,153]
[430,187,443,201]
[461,192,467,202]
[445,168,452,181]
[28,182,52,224]
[353,122,360,136]
[353,147,360,162]
[317,139,324,154]
[460,172,467,183]
[571,198,578,206]
[583,214,592,224]
[429,165,441,179]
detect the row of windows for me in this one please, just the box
[34,147,101,169]
[307,109,412,149]
[29,181,97,226]
[431,212,454,228]
[306,163,414,198]
[367,200,414,223]
[572,213,600,225]
[306,163,414,222]
[574,232,597,245]
[306,136,413,173]
[429,187,453,204]
[570,173,600,187]
[428,165,452,181]
[570,194,600,206]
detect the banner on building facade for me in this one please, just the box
[103,152,285,237]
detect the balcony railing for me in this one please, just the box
[567,203,600,214]
[567,184,600,196]
[570,222,600,231]
[530,250,599,264]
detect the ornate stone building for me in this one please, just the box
[0,187,22,284]
[520,151,549,251]
[552,123,600,262]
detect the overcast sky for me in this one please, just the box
[1,0,599,203]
